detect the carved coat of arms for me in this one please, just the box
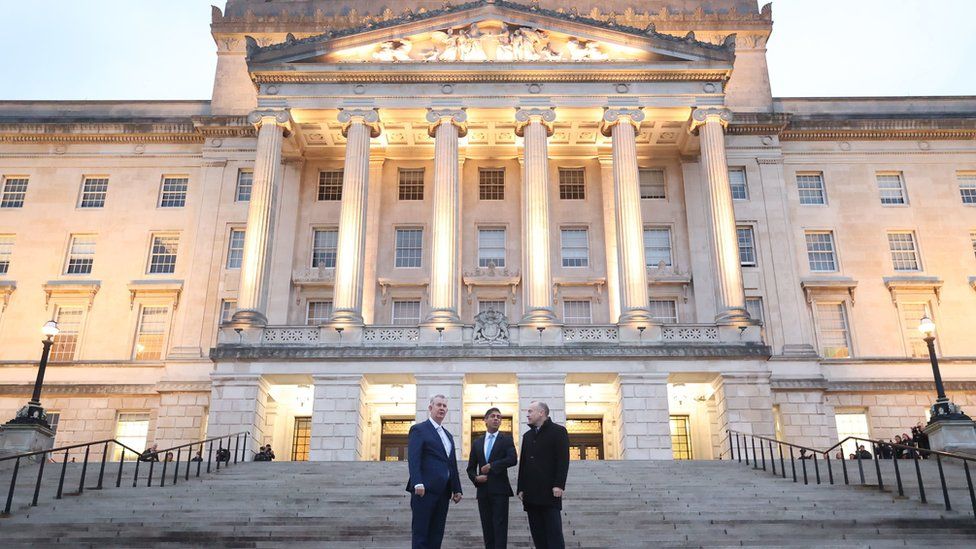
[473,310,510,345]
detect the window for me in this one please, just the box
[306,300,333,325]
[728,168,748,200]
[226,229,245,269]
[887,232,921,271]
[148,234,179,274]
[318,170,343,201]
[50,307,84,362]
[560,228,589,267]
[46,412,60,434]
[235,170,253,202]
[901,302,932,358]
[65,235,96,275]
[79,177,108,208]
[478,228,506,268]
[805,231,838,272]
[479,168,504,200]
[797,172,826,205]
[159,176,188,208]
[311,229,339,268]
[815,302,851,359]
[971,232,976,260]
[648,299,678,324]
[558,168,585,200]
[394,228,423,268]
[737,226,756,267]
[219,300,236,324]
[877,173,907,205]
[478,300,506,315]
[670,416,692,460]
[398,168,424,200]
[0,177,28,208]
[134,306,169,361]
[563,300,592,324]
[0,235,13,275]
[745,297,764,323]
[639,169,666,199]
[835,412,870,458]
[392,300,421,325]
[958,173,976,204]
[643,227,672,267]
[114,413,150,461]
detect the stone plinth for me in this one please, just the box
[924,419,976,456]
[0,423,55,459]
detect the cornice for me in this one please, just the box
[0,116,260,145]
[0,383,158,396]
[252,69,729,84]
[772,378,976,393]
[780,129,976,141]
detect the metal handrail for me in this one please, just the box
[0,439,143,464]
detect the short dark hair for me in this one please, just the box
[484,407,501,418]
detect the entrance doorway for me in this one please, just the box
[470,415,513,448]
[379,418,412,461]
[670,415,693,460]
[566,418,604,460]
[292,416,311,461]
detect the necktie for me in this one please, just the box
[485,433,495,461]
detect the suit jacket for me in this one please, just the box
[466,431,517,499]
[516,418,570,508]
[405,420,463,496]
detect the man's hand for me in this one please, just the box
[552,487,564,498]
[480,463,491,474]
[517,491,524,501]
[475,475,488,484]
[414,486,425,497]
[452,493,463,503]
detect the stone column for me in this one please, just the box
[424,109,467,325]
[206,375,271,456]
[233,110,290,326]
[332,109,382,325]
[713,373,775,455]
[602,109,653,326]
[309,375,366,461]
[415,374,465,452]
[615,373,672,459]
[517,373,566,425]
[690,108,750,324]
[515,108,557,324]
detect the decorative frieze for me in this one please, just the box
[362,327,421,344]
[662,326,719,342]
[262,327,320,345]
[563,326,619,343]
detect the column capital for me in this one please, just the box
[426,108,468,138]
[338,108,382,138]
[689,107,733,134]
[247,109,293,134]
[600,107,644,137]
[514,107,556,137]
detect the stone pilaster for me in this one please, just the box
[515,108,557,324]
[713,373,775,455]
[602,108,652,326]
[690,108,750,325]
[309,375,366,461]
[517,372,566,425]
[233,110,290,326]
[615,373,672,459]
[332,109,382,325]
[207,375,271,457]
[415,374,466,453]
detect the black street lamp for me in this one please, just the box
[8,320,60,428]
[918,315,971,423]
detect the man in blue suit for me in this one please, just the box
[406,394,463,549]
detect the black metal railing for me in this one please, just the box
[727,429,976,519]
[0,431,249,517]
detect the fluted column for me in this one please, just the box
[515,108,557,324]
[424,109,467,325]
[233,110,290,326]
[602,108,653,325]
[690,107,750,324]
[332,109,382,325]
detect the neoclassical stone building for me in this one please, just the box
[1,0,974,462]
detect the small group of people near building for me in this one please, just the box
[253,444,276,461]
[833,422,932,461]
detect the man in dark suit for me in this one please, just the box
[517,401,570,549]
[406,394,463,549]
[467,407,518,549]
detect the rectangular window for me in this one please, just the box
[311,229,339,268]
[558,168,586,200]
[479,168,505,200]
[79,177,109,208]
[835,412,870,458]
[478,228,506,268]
[887,232,921,271]
[235,170,253,202]
[114,413,150,461]
[0,177,28,208]
[737,226,756,267]
[815,302,852,359]
[226,229,245,269]
[219,299,236,324]
[394,228,423,268]
[745,297,764,322]
[478,300,506,315]
[797,172,826,205]
[563,300,592,325]
[65,235,96,275]
[877,172,907,205]
[560,228,589,268]
[398,168,424,200]
[639,169,666,199]
[805,231,838,272]
[648,299,678,324]
[959,173,976,205]
[46,412,61,434]
[159,176,188,208]
[50,307,84,362]
[306,300,333,325]
[134,305,169,361]
[392,300,421,325]
[728,168,748,200]
[148,234,179,274]
[643,227,672,267]
[0,235,13,275]
[901,302,932,359]
[317,170,343,201]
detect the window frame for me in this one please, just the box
[394,227,424,269]
[477,299,506,316]
[648,299,679,324]
[559,227,590,268]
[158,175,189,208]
[812,300,854,359]
[558,167,586,200]
[235,169,253,202]
[898,301,935,359]
[391,299,422,325]
[0,176,29,208]
[728,167,749,201]
[78,176,109,209]
[317,169,344,201]
[219,299,237,325]
[745,297,764,323]
[477,227,506,268]
[64,234,97,276]
[736,225,757,267]
[147,233,180,275]
[876,172,909,206]
[310,227,339,269]
[306,300,334,325]
[643,226,673,268]
[562,299,593,325]
[796,171,827,206]
[49,305,86,362]
[804,230,839,273]
[958,172,976,205]
[478,167,505,201]
[225,227,246,270]
[638,168,667,200]
[886,231,922,272]
[0,234,14,276]
[132,304,171,361]
[397,168,425,201]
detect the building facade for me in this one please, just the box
[1,0,975,462]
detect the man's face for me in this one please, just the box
[429,397,448,423]
[526,403,545,427]
[484,411,503,433]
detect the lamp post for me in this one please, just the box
[918,315,970,423]
[10,321,59,427]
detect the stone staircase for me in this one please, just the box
[1,460,976,547]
